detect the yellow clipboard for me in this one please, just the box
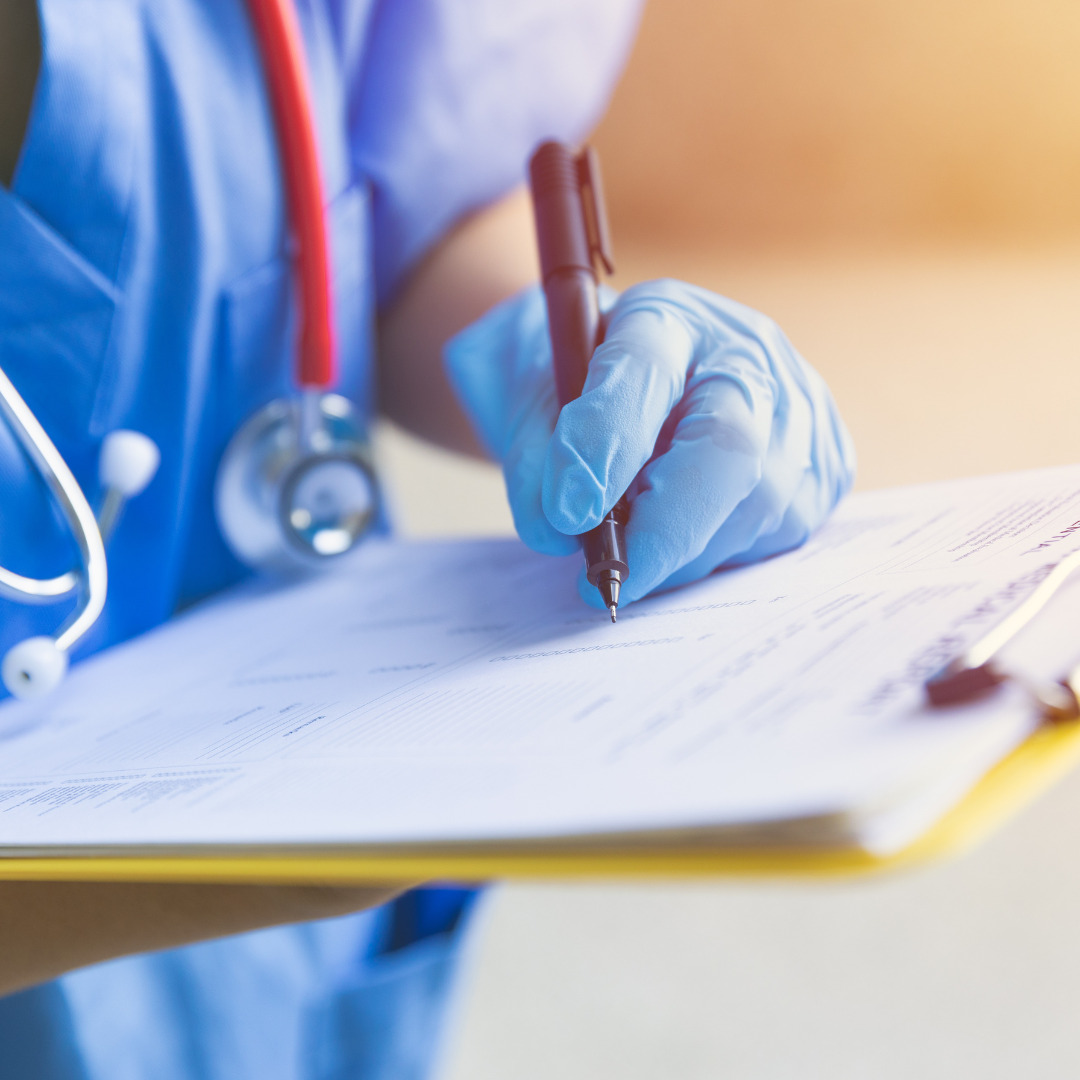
[2,719,1079,886]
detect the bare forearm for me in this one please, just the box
[0,881,405,997]
[376,187,539,457]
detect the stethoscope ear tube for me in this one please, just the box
[244,0,336,390]
[0,364,106,697]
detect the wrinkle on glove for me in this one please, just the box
[445,279,855,608]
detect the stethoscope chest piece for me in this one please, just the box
[215,392,379,574]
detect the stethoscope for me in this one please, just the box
[0,0,378,701]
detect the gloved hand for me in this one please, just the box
[445,278,856,608]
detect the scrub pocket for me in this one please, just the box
[307,929,471,1080]
[0,190,120,454]
[220,182,377,426]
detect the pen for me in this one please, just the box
[528,140,629,623]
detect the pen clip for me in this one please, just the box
[576,146,615,277]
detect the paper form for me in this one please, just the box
[4,464,1080,857]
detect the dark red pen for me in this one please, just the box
[528,140,629,622]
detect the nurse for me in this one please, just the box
[0,0,855,1076]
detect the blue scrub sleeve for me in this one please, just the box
[347,0,644,305]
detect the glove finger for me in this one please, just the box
[654,371,816,592]
[657,465,813,592]
[541,301,694,535]
[722,467,827,568]
[616,373,775,604]
[576,423,840,610]
[654,380,855,594]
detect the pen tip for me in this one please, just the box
[595,572,621,624]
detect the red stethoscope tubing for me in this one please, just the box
[244,0,335,389]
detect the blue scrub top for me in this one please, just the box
[0,0,641,1076]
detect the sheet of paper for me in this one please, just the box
[4,464,1080,857]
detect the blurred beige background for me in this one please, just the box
[596,0,1080,249]
[375,3,1080,1077]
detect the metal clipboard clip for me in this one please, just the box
[926,550,1080,722]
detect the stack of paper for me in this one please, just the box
[4,464,1080,867]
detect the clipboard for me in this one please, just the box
[7,466,1080,888]
[2,717,1078,887]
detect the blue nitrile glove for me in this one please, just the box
[445,279,856,608]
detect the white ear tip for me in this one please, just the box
[100,430,161,497]
[2,637,69,700]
